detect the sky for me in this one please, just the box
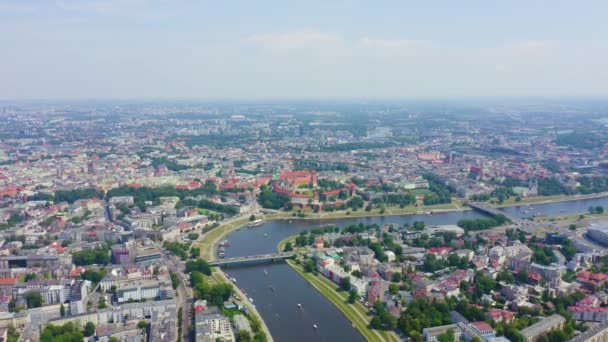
[1,0,608,100]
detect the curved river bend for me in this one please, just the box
[221,197,608,341]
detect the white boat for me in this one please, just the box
[263,269,268,276]
[264,233,268,237]
[248,219,264,227]
[230,277,237,283]
[297,303,302,309]
[313,324,318,329]
[249,297,254,303]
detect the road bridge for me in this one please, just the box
[210,252,296,267]
[466,201,520,224]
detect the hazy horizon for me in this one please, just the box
[2,0,608,100]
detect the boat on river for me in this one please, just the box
[248,219,264,227]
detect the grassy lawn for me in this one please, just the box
[288,260,399,342]
[311,202,464,220]
[277,236,294,252]
[533,211,608,223]
[493,191,608,208]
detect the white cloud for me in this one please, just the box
[245,30,341,48]
[55,0,149,15]
[358,36,433,49]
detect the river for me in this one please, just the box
[221,211,486,342]
[500,196,608,219]
[221,196,608,341]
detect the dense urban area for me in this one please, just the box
[2,100,608,342]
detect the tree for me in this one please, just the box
[6,324,19,342]
[80,269,108,285]
[83,322,95,337]
[137,320,148,330]
[185,258,212,276]
[8,298,16,312]
[98,296,107,309]
[304,259,315,273]
[24,292,43,309]
[348,289,357,304]
[169,272,179,290]
[409,331,423,342]
[283,242,293,252]
[60,303,65,317]
[189,246,201,259]
[236,330,252,342]
[437,328,455,342]
[341,277,351,292]
[412,221,426,231]
[370,301,397,330]
[518,269,529,283]
[496,270,514,283]
[249,214,256,221]
[72,246,111,266]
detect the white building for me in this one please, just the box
[117,280,162,303]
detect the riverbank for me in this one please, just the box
[200,191,608,261]
[213,269,274,342]
[196,217,275,341]
[493,191,608,208]
[277,235,399,342]
[199,202,468,260]
[287,259,399,342]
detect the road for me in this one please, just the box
[160,250,192,341]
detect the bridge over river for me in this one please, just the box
[466,201,520,224]
[210,252,296,267]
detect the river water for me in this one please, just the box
[500,196,608,219]
[221,196,608,342]
[221,211,486,342]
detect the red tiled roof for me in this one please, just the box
[428,247,452,254]
[0,278,17,285]
[471,321,493,332]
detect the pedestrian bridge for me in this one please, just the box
[210,252,296,267]
[466,201,519,224]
